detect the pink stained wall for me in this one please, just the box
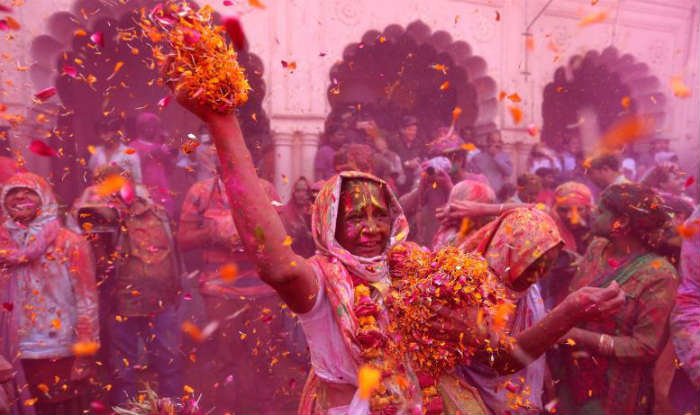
[1,0,699,199]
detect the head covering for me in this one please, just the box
[0,173,62,415]
[308,171,413,414]
[554,181,593,208]
[460,207,562,288]
[432,180,496,250]
[1,172,61,255]
[449,180,497,205]
[400,115,418,128]
[459,207,562,415]
[311,170,408,282]
[427,128,464,156]
[553,181,593,252]
[0,156,24,186]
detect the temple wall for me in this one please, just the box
[2,0,698,200]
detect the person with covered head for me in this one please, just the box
[0,173,99,414]
[556,183,679,414]
[432,179,497,250]
[446,208,581,414]
[551,181,594,254]
[170,70,627,415]
[537,181,595,312]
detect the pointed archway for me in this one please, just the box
[541,46,666,151]
[27,0,270,203]
[327,20,498,141]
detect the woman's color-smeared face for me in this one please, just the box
[335,180,392,257]
[509,244,562,292]
[4,187,41,224]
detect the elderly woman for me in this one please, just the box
[0,173,99,414]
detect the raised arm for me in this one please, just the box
[182,106,317,313]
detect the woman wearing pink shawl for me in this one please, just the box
[0,173,99,414]
[456,208,563,415]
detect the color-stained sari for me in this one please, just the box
[298,171,416,415]
[559,237,679,414]
[456,207,563,415]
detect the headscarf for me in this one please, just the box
[553,181,593,252]
[308,171,412,413]
[432,180,496,249]
[460,207,563,288]
[458,207,563,414]
[311,170,408,283]
[0,173,61,415]
[0,173,61,263]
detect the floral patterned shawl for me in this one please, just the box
[458,207,563,414]
[307,171,412,414]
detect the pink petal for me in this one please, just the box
[183,28,201,46]
[158,95,172,109]
[28,140,57,157]
[62,65,78,78]
[119,180,135,204]
[223,0,234,5]
[90,32,104,47]
[34,87,57,102]
[527,124,539,137]
[0,4,13,12]
[0,20,7,31]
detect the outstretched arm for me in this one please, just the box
[176,101,317,313]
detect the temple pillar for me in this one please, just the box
[273,132,294,203]
[300,133,320,182]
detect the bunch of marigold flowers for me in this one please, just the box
[141,2,250,112]
[387,242,514,377]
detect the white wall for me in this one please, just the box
[2,0,699,198]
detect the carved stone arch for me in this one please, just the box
[27,0,269,202]
[326,19,498,142]
[541,46,666,151]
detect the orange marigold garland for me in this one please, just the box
[141,2,250,112]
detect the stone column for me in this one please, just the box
[300,133,320,181]
[273,132,294,203]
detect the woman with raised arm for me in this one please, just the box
[172,74,626,414]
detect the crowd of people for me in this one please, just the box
[0,95,698,415]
